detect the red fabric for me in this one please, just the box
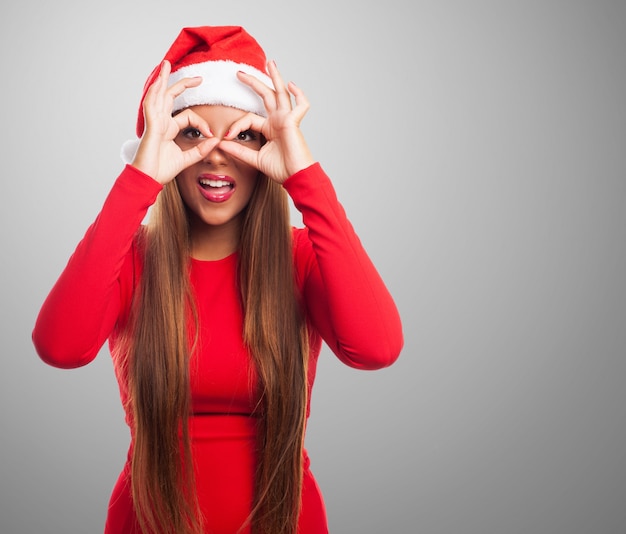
[33,163,403,533]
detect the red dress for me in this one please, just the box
[33,163,403,533]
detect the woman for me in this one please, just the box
[33,26,403,534]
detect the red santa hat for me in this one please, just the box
[122,26,272,163]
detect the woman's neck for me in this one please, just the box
[189,216,241,261]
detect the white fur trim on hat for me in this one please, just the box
[120,138,141,165]
[169,60,273,117]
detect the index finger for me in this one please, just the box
[267,60,292,111]
[236,70,279,113]
[173,108,214,139]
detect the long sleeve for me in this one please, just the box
[32,165,163,369]
[284,163,403,370]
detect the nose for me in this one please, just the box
[203,143,229,166]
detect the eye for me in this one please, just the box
[181,127,204,139]
[236,129,258,143]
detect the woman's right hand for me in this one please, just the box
[131,60,219,185]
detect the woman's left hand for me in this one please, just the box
[218,61,315,184]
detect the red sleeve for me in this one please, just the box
[284,163,403,370]
[32,165,163,369]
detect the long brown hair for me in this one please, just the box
[122,174,309,533]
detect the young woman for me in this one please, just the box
[32,26,403,534]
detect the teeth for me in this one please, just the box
[200,179,231,188]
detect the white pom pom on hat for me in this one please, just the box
[121,26,272,164]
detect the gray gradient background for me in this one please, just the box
[1,1,625,533]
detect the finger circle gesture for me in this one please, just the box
[132,60,219,185]
[219,61,314,184]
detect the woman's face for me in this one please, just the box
[175,105,261,231]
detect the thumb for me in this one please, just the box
[218,140,260,169]
[180,137,221,168]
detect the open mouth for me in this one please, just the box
[197,174,235,202]
[199,176,234,192]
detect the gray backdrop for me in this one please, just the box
[1,1,625,533]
